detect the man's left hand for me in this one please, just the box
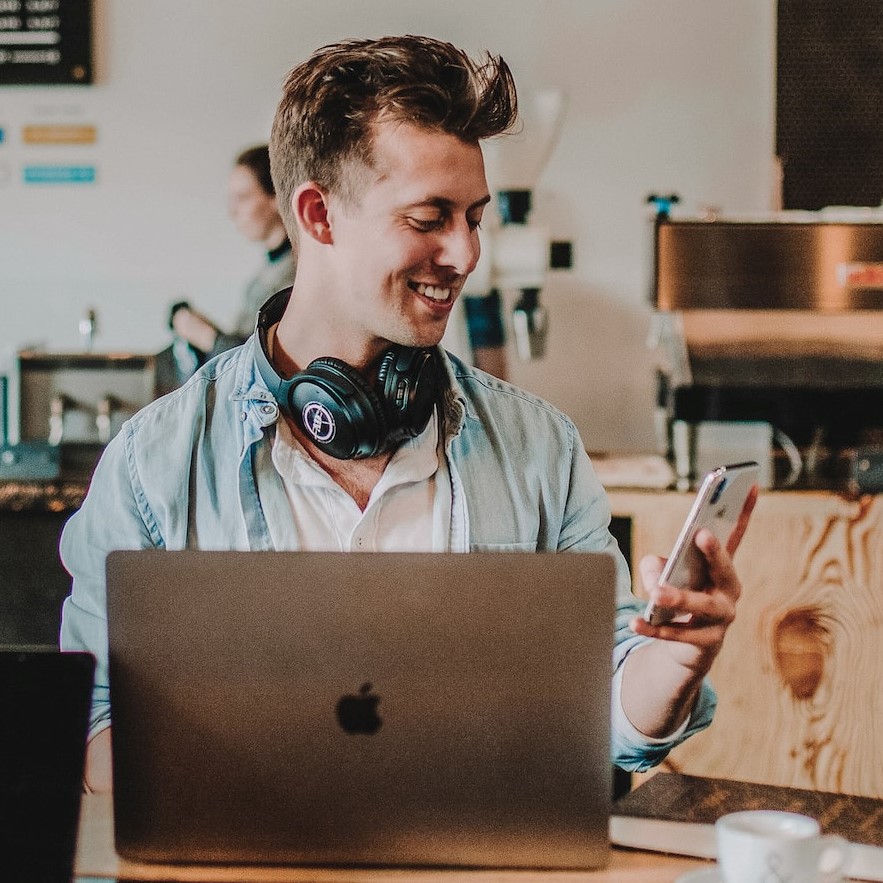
[621,486,758,737]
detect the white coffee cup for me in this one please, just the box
[715,810,850,883]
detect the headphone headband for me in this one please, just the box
[253,289,294,407]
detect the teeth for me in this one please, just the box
[415,283,451,301]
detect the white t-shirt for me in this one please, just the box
[269,410,451,552]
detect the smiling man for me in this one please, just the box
[60,35,755,792]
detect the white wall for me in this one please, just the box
[0,0,776,451]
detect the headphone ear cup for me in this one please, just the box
[376,346,438,442]
[288,357,389,459]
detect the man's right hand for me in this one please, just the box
[84,727,113,793]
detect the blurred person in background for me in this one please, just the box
[155,145,296,394]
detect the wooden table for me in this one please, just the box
[74,794,708,882]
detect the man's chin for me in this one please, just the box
[412,333,446,351]
[391,324,447,352]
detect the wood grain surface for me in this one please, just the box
[609,490,883,799]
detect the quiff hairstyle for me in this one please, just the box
[269,35,518,236]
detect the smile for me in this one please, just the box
[410,281,452,302]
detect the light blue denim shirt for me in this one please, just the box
[59,338,715,772]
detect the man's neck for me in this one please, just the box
[272,292,388,378]
[283,413,393,511]
[268,319,386,391]
[268,323,396,508]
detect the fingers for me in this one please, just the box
[639,529,739,604]
[631,611,730,649]
[636,534,740,656]
[638,553,664,593]
[694,528,742,606]
[642,580,736,628]
[632,507,752,676]
[632,569,736,675]
[636,582,736,642]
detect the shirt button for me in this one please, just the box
[260,404,276,416]
[240,412,247,422]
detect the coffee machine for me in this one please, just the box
[1,350,156,480]
[649,210,883,491]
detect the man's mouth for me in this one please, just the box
[410,281,453,302]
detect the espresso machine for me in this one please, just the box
[649,211,883,491]
[1,350,156,480]
[477,90,566,362]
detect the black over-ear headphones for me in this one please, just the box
[254,289,439,460]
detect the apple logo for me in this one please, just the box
[335,682,382,735]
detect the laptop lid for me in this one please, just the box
[0,649,94,883]
[106,550,615,870]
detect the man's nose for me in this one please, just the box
[436,222,479,275]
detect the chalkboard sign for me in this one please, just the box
[0,0,91,85]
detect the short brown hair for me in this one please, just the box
[269,35,518,234]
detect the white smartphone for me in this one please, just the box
[643,461,759,626]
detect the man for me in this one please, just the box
[60,35,755,793]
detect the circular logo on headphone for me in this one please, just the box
[302,401,336,443]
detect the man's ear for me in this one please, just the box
[293,182,333,245]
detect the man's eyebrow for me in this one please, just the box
[406,194,492,212]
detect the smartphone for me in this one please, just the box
[643,461,759,626]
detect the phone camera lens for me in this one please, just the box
[710,478,728,504]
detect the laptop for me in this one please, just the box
[0,648,94,883]
[106,550,616,870]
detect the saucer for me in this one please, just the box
[675,867,722,883]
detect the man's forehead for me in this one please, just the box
[367,122,488,193]
[370,118,482,166]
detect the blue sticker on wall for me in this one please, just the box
[24,165,96,184]
[0,128,5,144]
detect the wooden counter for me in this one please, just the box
[0,477,87,512]
[607,489,883,799]
[0,479,87,645]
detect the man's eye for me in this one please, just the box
[409,217,444,232]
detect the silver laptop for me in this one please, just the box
[106,550,616,870]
